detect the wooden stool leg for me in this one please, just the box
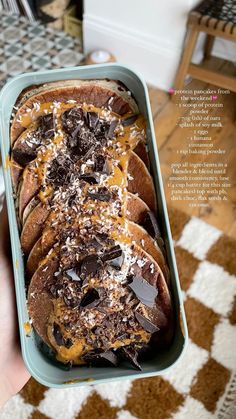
[174,27,199,90]
[204,34,215,59]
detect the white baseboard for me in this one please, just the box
[83,14,182,90]
[83,14,236,90]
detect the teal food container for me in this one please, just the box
[0,63,188,388]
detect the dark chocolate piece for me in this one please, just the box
[79,173,99,184]
[119,346,142,370]
[142,211,161,240]
[80,288,100,308]
[61,107,85,134]
[87,237,103,251]
[52,323,73,348]
[47,156,72,186]
[121,115,138,126]
[107,119,118,139]
[82,350,119,367]
[66,268,81,282]
[87,111,99,130]
[80,254,103,277]
[94,155,110,174]
[12,148,37,167]
[40,113,54,138]
[128,275,158,308]
[135,311,160,333]
[70,135,94,158]
[102,245,124,270]
[87,187,111,202]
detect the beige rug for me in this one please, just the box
[0,207,236,419]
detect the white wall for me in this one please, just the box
[83,0,236,89]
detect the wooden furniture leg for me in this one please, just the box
[174,27,199,90]
[204,34,215,59]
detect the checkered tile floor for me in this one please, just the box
[0,206,235,419]
[0,11,83,88]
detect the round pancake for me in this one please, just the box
[126,192,149,224]
[127,221,169,285]
[28,243,173,359]
[128,151,156,211]
[21,202,49,255]
[11,80,139,144]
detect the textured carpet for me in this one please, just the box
[0,207,236,419]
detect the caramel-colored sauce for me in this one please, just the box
[15,99,148,364]
[24,322,31,336]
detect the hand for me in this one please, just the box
[0,201,30,408]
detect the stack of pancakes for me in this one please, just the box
[10,79,173,369]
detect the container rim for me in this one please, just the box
[0,62,188,388]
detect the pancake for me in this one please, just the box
[28,244,173,364]
[10,78,172,369]
[127,151,156,211]
[11,79,139,144]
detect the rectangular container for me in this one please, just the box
[0,63,188,388]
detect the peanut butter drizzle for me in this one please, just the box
[18,100,148,364]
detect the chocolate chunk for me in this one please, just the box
[94,154,105,172]
[87,111,99,130]
[47,156,72,186]
[128,276,158,308]
[12,148,37,167]
[107,120,118,139]
[119,346,142,370]
[142,211,161,239]
[88,237,103,251]
[121,115,138,126]
[96,232,115,247]
[87,187,111,202]
[66,268,81,282]
[135,312,160,334]
[40,113,54,138]
[70,135,94,158]
[102,245,124,270]
[68,193,77,206]
[79,173,99,184]
[63,295,79,309]
[52,323,73,348]
[82,350,119,367]
[96,232,109,241]
[80,254,103,277]
[80,288,100,308]
[94,155,110,174]
[61,108,85,134]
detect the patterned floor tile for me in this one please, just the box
[0,11,82,89]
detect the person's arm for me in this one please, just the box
[0,202,30,408]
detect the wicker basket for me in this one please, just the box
[64,5,83,39]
